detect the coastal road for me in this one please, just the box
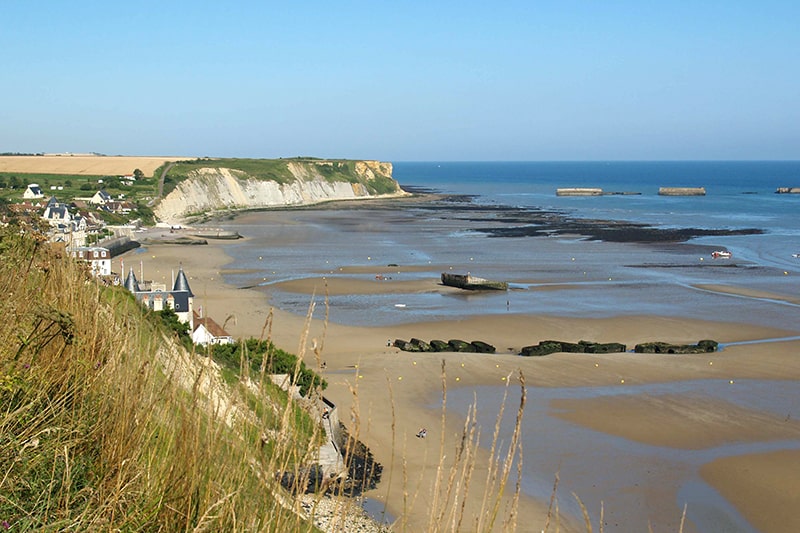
[157,162,177,199]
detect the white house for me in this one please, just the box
[23,184,44,199]
[42,197,71,225]
[90,189,113,205]
[70,246,112,276]
[192,312,234,346]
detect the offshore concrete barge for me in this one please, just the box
[441,273,508,291]
[658,187,706,196]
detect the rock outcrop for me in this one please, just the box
[634,340,719,354]
[154,160,406,223]
[392,338,496,354]
[520,340,627,357]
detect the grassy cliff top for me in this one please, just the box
[160,157,399,196]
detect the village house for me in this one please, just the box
[90,189,113,205]
[191,310,234,346]
[42,196,71,226]
[23,183,44,199]
[69,246,112,276]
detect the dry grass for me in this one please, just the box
[0,227,326,531]
[0,155,188,177]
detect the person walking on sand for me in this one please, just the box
[416,428,427,438]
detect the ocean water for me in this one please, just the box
[219,161,800,330]
[393,161,800,270]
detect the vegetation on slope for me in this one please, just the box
[0,226,331,531]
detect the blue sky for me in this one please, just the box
[2,1,798,161]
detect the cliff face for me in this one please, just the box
[154,160,404,223]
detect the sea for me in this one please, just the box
[214,161,800,532]
[221,160,800,331]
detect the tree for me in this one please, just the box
[133,168,145,180]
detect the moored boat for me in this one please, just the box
[711,250,732,259]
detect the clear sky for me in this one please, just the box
[2,1,798,161]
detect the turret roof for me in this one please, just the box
[172,266,194,297]
[124,269,140,293]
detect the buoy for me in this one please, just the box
[620,379,625,384]
[461,363,465,367]
[495,364,500,368]
[571,257,575,261]
[413,361,417,365]
[455,377,460,382]
[501,376,506,381]
[398,376,402,381]
[730,380,734,384]
[595,363,599,367]
[709,361,713,365]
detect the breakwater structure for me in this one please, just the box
[775,187,800,194]
[190,228,241,239]
[556,187,603,196]
[99,235,140,257]
[658,187,706,196]
[556,188,642,196]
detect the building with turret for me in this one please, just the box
[124,265,194,330]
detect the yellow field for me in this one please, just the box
[0,155,191,177]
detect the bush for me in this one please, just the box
[211,338,327,396]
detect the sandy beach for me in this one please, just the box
[120,226,800,532]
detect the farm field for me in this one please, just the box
[0,155,189,177]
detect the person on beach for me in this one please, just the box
[416,428,427,438]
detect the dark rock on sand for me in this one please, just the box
[430,340,450,352]
[634,340,719,354]
[520,341,563,357]
[470,340,496,353]
[392,339,420,352]
[519,340,627,356]
[448,339,476,352]
[410,338,432,352]
[584,342,627,354]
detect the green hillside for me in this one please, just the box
[0,227,335,531]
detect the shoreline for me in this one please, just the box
[120,220,800,532]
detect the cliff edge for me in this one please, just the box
[154,159,406,223]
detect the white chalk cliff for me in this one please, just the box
[154,160,405,223]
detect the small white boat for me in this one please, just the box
[793,253,800,258]
[711,251,732,259]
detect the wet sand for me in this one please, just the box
[120,228,800,532]
[700,450,800,533]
